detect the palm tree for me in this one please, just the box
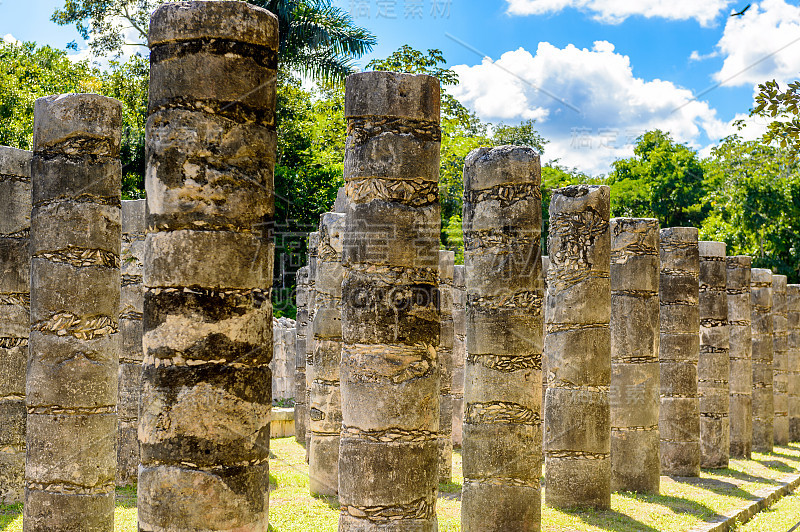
[53,0,375,82]
[256,0,376,82]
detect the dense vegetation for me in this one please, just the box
[1,0,798,317]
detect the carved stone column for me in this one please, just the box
[727,256,752,457]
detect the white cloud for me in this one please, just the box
[2,34,20,45]
[450,41,728,175]
[713,0,800,87]
[505,0,733,26]
[689,50,719,62]
[67,15,147,67]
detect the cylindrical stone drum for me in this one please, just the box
[659,227,700,477]
[544,185,611,510]
[0,146,31,505]
[727,256,752,458]
[339,71,442,532]
[139,2,278,529]
[26,93,122,531]
[751,268,774,453]
[462,146,543,530]
[698,241,729,469]
[610,218,660,493]
[773,274,789,445]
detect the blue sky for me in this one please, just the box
[2,0,798,174]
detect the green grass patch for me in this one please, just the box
[1,440,799,531]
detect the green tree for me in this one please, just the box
[701,135,800,281]
[0,40,99,149]
[52,0,375,82]
[492,119,547,153]
[608,129,707,227]
[99,55,149,198]
[752,79,800,156]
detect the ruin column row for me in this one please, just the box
[118,199,146,487]
[26,93,122,530]
[610,218,660,494]
[773,274,789,445]
[139,2,278,529]
[751,269,774,452]
[545,185,611,510]
[452,264,466,447]
[339,71,442,531]
[295,266,309,446]
[462,146,543,530]
[0,146,31,504]
[309,212,345,496]
[659,227,700,477]
[789,284,800,442]
[438,250,455,483]
[727,256,752,458]
[698,242,729,469]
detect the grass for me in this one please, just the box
[2,440,800,531]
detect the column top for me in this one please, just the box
[751,268,774,283]
[660,226,698,242]
[0,146,32,177]
[773,274,788,291]
[33,93,122,156]
[345,71,440,122]
[149,0,278,48]
[727,255,751,267]
[699,241,726,257]
[464,145,541,191]
[122,199,146,235]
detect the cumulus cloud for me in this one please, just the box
[450,41,729,174]
[713,0,800,87]
[2,34,20,45]
[505,0,733,26]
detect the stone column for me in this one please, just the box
[544,185,610,510]
[438,249,454,483]
[788,284,800,442]
[284,324,297,399]
[139,2,277,529]
[751,268,774,453]
[541,254,549,452]
[659,227,700,477]
[462,147,542,530]
[295,266,309,446]
[0,147,30,504]
[26,93,121,530]
[309,212,345,496]
[118,199,145,486]
[609,218,660,494]
[773,274,789,445]
[698,242,730,468]
[306,231,319,454]
[727,256,752,458]
[339,71,441,531]
[452,264,466,447]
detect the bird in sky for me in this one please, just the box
[731,4,751,16]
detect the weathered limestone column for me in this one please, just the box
[751,268,774,452]
[339,71,441,531]
[773,274,789,445]
[659,227,700,477]
[118,199,145,486]
[140,2,277,529]
[309,212,345,496]
[541,254,550,451]
[26,94,121,530]
[452,264,466,447]
[462,146,542,529]
[788,284,800,442]
[0,147,31,504]
[698,242,730,468]
[295,266,309,445]
[438,250,454,483]
[727,256,752,458]
[306,231,319,453]
[609,218,660,494]
[544,185,610,510]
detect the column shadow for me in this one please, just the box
[752,459,796,474]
